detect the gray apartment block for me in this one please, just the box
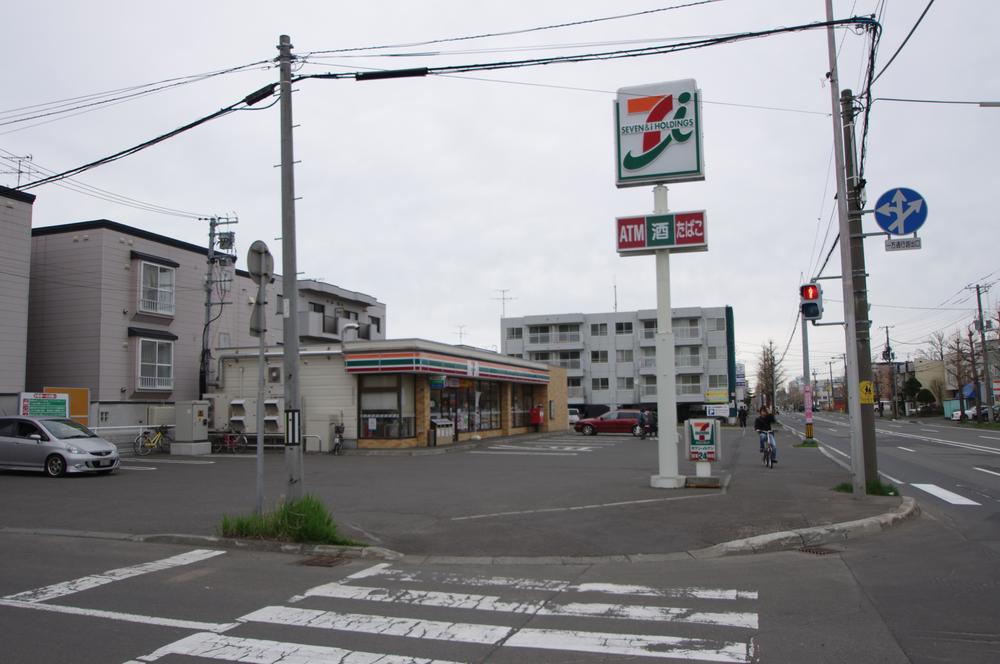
[26,220,385,407]
[501,307,736,419]
[0,187,35,398]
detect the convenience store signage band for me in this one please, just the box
[616,211,707,256]
[615,78,704,188]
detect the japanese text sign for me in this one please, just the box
[616,211,707,256]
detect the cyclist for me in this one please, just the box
[753,406,777,463]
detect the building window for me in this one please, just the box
[590,323,608,337]
[617,376,634,390]
[592,377,609,391]
[709,374,728,389]
[673,319,699,339]
[139,262,175,315]
[310,302,325,314]
[678,375,701,395]
[369,316,381,333]
[557,324,580,343]
[642,375,657,397]
[676,346,701,367]
[709,317,726,331]
[530,352,551,362]
[528,325,550,344]
[344,310,359,321]
[642,320,657,339]
[616,349,634,363]
[568,376,583,398]
[506,327,523,340]
[359,374,415,439]
[557,351,580,369]
[591,350,608,364]
[708,346,720,360]
[138,339,173,391]
[615,321,633,335]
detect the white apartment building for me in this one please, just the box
[501,306,736,420]
[0,186,35,407]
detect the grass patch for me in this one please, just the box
[832,480,900,496]
[795,439,819,448]
[219,495,365,546]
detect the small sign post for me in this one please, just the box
[686,418,720,480]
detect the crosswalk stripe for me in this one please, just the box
[242,606,753,662]
[910,483,981,505]
[343,564,758,601]
[124,632,464,664]
[299,583,757,628]
[4,549,225,603]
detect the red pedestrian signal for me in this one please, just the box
[800,283,823,321]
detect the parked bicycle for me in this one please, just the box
[330,423,345,455]
[133,424,171,456]
[212,427,248,454]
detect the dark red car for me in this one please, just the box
[574,409,643,436]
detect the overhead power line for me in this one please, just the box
[303,0,724,57]
[15,84,277,192]
[871,0,935,84]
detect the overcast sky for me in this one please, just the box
[4,1,998,386]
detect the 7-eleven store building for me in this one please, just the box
[215,339,568,451]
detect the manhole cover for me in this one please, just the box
[300,555,349,567]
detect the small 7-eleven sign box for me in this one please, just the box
[686,418,720,462]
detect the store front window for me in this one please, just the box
[430,378,503,433]
[359,374,415,439]
[511,383,533,428]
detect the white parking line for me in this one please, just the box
[910,484,981,506]
[897,447,915,453]
[974,467,1000,478]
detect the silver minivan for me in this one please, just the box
[0,417,120,477]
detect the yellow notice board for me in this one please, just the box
[44,386,90,425]
[859,380,875,405]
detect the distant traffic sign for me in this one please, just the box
[874,187,927,236]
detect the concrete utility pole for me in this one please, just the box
[200,215,238,396]
[881,325,897,419]
[969,327,983,419]
[278,34,303,500]
[840,88,878,484]
[973,284,994,412]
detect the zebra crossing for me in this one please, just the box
[473,432,637,456]
[126,561,760,663]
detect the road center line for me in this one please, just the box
[3,549,224,603]
[973,467,1000,478]
[897,447,915,452]
[979,435,1000,440]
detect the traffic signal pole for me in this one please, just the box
[801,314,815,442]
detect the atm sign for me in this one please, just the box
[616,211,707,256]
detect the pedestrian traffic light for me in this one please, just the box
[800,283,823,321]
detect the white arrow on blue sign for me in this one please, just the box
[874,187,927,236]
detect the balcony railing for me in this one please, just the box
[678,383,702,395]
[568,386,584,398]
[139,295,175,316]
[675,356,702,368]
[641,385,657,397]
[554,359,581,370]
[138,375,173,391]
[556,332,581,343]
[640,358,657,369]
[528,333,551,344]
[642,328,657,339]
[673,326,701,339]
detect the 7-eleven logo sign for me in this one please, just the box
[615,79,704,188]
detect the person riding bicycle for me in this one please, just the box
[753,406,777,462]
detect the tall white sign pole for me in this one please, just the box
[651,185,684,488]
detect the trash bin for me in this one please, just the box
[430,418,454,447]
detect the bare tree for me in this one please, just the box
[755,340,784,410]
[918,330,947,362]
[946,331,973,416]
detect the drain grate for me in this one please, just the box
[799,546,840,556]
[300,555,349,567]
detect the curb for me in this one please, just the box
[1,497,918,563]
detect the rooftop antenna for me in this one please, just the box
[492,288,516,319]
[613,276,618,312]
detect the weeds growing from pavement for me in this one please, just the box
[220,495,364,546]
[833,480,900,496]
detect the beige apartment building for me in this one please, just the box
[0,186,35,407]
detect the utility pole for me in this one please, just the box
[825,1,866,495]
[200,214,238,396]
[968,327,983,419]
[972,284,994,412]
[278,34,303,500]
[840,87,878,485]
[881,325,897,419]
[827,360,836,411]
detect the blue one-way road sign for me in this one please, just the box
[874,187,927,235]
